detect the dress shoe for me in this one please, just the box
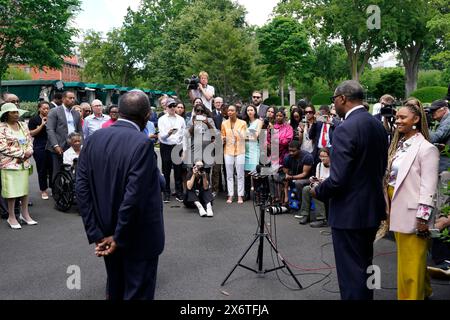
[298,216,309,225]
[310,220,328,228]
[19,214,38,225]
[7,219,21,229]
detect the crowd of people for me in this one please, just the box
[0,74,449,301]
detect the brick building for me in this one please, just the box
[17,56,82,82]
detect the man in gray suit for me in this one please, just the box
[46,91,83,183]
[251,90,269,120]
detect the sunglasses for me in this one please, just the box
[85,110,92,113]
[330,95,342,103]
[167,104,176,108]
[195,109,204,114]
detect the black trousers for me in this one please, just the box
[33,146,53,191]
[331,227,377,300]
[432,237,450,265]
[50,152,63,185]
[160,143,183,196]
[104,252,159,300]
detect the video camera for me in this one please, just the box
[380,102,400,118]
[424,106,434,129]
[185,75,200,90]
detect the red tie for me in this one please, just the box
[321,124,328,148]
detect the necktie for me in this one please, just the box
[321,123,328,148]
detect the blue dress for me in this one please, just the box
[244,119,261,171]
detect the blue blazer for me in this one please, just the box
[76,120,165,260]
[315,108,388,229]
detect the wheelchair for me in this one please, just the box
[52,159,77,212]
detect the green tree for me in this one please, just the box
[2,66,32,80]
[143,0,248,97]
[79,29,140,86]
[276,0,394,81]
[389,0,442,97]
[373,68,405,100]
[0,0,80,86]
[310,42,349,91]
[187,18,266,102]
[257,16,310,108]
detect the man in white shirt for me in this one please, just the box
[83,99,110,139]
[188,71,215,111]
[158,98,186,203]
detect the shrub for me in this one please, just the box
[263,96,289,106]
[409,86,448,103]
[374,69,405,99]
[311,92,333,105]
[418,70,446,88]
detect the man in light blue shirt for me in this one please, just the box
[83,99,110,139]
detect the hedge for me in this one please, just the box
[263,96,290,106]
[409,86,448,103]
[311,92,333,106]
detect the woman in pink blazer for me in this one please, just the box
[387,98,439,300]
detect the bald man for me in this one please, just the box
[83,99,110,139]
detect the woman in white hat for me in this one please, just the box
[0,103,36,229]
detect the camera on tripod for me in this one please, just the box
[185,75,200,90]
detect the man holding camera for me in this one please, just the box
[188,71,215,112]
[429,99,450,173]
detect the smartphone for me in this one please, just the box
[196,115,206,121]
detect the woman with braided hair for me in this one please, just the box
[384,98,439,299]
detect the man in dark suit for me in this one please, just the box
[312,80,388,300]
[76,91,164,300]
[46,91,82,183]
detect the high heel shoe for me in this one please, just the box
[7,218,22,229]
[19,214,38,225]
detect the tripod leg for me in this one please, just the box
[221,235,260,286]
[264,235,303,289]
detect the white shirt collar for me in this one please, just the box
[117,118,140,131]
[344,105,366,120]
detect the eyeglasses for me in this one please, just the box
[167,104,176,108]
[252,96,262,99]
[85,110,92,113]
[330,95,342,103]
[195,109,204,114]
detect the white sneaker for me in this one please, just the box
[198,207,207,217]
[206,207,214,217]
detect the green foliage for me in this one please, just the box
[0,0,80,84]
[257,16,310,107]
[187,18,266,102]
[294,77,330,101]
[418,70,447,88]
[311,92,333,106]
[19,101,39,118]
[409,86,448,103]
[374,68,405,100]
[276,0,393,80]
[361,67,404,100]
[309,42,349,91]
[263,96,289,107]
[2,66,32,80]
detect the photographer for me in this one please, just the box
[429,99,450,173]
[188,71,215,112]
[28,101,52,200]
[375,94,397,141]
[184,160,214,217]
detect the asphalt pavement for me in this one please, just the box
[0,159,449,300]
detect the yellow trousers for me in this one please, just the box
[388,186,432,300]
[394,232,432,300]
